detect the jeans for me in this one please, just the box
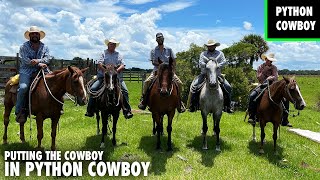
[15,73,32,115]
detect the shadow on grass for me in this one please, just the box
[186,135,232,167]
[248,139,284,166]
[138,135,179,175]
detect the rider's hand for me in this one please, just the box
[38,63,47,69]
[30,59,39,66]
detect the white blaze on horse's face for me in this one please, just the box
[107,73,114,91]
[79,76,87,100]
[294,84,306,110]
[206,60,218,88]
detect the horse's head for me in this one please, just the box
[158,57,174,96]
[283,76,306,110]
[66,66,88,106]
[101,64,118,92]
[205,58,219,89]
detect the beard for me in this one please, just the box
[30,36,40,43]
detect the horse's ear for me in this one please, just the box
[283,76,290,83]
[68,66,74,74]
[158,57,163,65]
[81,67,89,73]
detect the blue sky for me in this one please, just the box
[0,0,319,70]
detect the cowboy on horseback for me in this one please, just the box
[138,32,186,113]
[15,26,50,123]
[85,38,133,119]
[188,39,233,113]
[247,53,292,127]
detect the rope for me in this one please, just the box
[86,78,106,98]
[42,70,64,105]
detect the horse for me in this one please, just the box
[253,76,306,154]
[148,57,179,151]
[95,64,122,149]
[3,66,88,150]
[199,59,224,151]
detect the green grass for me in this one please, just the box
[0,77,320,179]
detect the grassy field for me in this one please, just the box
[0,76,319,179]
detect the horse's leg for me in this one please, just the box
[153,113,161,150]
[167,111,175,151]
[100,112,107,148]
[259,122,266,154]
[152,118,156,136]
[36,116,44,149]
[50,118,59,150]
[96,111,100,135]
[112,112,120,146]
[3,102,14,144]
[19,121,26,143]
[160,115,164,136]
[213,113,222,152]
[252,123,257,142]
[273,123,279,155]
[201,111,208,150]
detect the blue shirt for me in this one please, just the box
[150,46,176,71]
[19,41,50,75]
[199,50,226,75]
[97,50,125,81]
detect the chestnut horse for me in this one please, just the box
[148,58,179,151]
[95,64,122,149]
[253,76,306,154]
[3,66,88,150]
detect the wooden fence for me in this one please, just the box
[0,54,147,89]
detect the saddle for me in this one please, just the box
[9,73,43,94]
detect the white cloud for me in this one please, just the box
[243,21,253,30]
[126,0,157,5]
[157,1,195,13]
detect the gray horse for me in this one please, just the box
[199,58,224,151]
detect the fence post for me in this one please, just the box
[129,69,132,82]
[60,59,64,69]
[15,53,19,74]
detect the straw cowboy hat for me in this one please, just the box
[261,53,277,62]
[24,26,46,40]
[205,39,220,46]
[104,38,120,47]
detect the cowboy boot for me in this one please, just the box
[85,97,95,117]
[189,92,199,112]
[138,95,147,110]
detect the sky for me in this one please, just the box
[0,0,319,70]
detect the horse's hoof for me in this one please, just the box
[51,146,56,151]
[274,151,279,156]
[263,139,266,144]
[259,149,264,154]
[202,146,208,150]
[112,139,116,146]
[252,137,257,142]
[21,140,26,144]
[100,143,105,149]
[215,146,221,152]
[96,130,100,135]
[3,140,8,145]
[167,147,173,152]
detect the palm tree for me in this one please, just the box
[240,34,269,67]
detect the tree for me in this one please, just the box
[240,34,269,66]
[222,42,257,67]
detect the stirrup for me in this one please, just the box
[177,102,186,113]
[138,102,146,110]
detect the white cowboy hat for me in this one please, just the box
[261,53,277,62]
[24,26,45,40]
[205,39,220,46]
[104,38,120,47]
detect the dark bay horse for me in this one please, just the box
[199,59,224,151]
[148,58,179,151]
[3,66,88,150]
[253,76,306,154]
[95,64,122,149]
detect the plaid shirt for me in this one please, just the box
[257,63,278,84]
[96,50,125,81]
[19,41,50,75]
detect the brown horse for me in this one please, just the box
[148,58,179,151]
[253,76,306,154]
[3,66,88,150]
[96,64,123,149]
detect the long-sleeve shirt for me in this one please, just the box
[150,46,176,72]
[19,41,50,75]
[256,63,278,84]
[96,50,125,81]
[199,50,226,75]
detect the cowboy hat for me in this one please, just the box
[24,26,45,40]
[261,53,277,62]
[104,38,120,47]
[205,39,220,46]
